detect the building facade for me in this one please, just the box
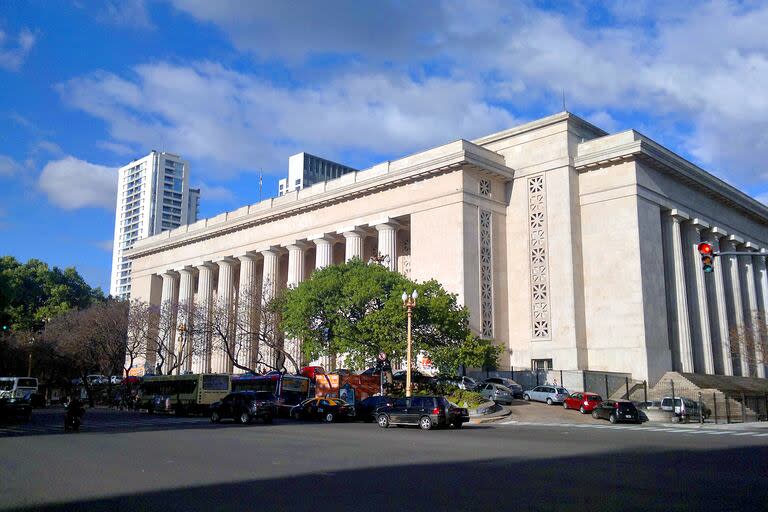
[110,151,197,300]
[126,113,768,383]
[278,152,358,196]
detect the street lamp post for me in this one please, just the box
[401,290,418,397]
[176,323,187,375]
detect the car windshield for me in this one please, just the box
[617,402,636,410]
[588,395,602,401]
[557,388,567,394]
[333,398,349,406]
[0,381,13,391]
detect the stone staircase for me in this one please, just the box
[644,372,766,422]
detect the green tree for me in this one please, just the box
[279,259,499,373]
[0,256,104,332]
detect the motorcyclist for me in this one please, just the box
[64,396,85,432]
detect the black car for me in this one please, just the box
[290,397,355,422]
[210,391,277,424]
[592,400,641,424]
[355,396,394,422]
[0,397,32,423]
[376,396,469,430]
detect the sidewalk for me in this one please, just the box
[469,403,511,424]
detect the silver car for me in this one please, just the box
[479,383,514,404]
[523,385,569,405]
[483,377,523,398]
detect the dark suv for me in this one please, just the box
[376,396,469,430]
[592,399,641,424]
[210,391,277,424]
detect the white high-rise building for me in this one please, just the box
[110,151,198,299]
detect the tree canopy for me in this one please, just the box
[279,259,500,374]
[0,256,105,332]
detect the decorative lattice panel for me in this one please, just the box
[528,175,550,339]
[479,178,491,197]
[479,209,493,337]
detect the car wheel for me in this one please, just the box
[562,402,568,409]
[592,410,599,420]
[377,414,390,428]
[238,411,251,424]
[609,414,618,424]
[546,398,553,406]
[324,412,335,423]
[523,394,530,401]
[291,410,301,420]
[419,416,433,430]
[579,406,586,414]
[452,421,463,429]
[210,411,220,423]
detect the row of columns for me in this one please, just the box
[666,209,766,378]
[153,221,401,375]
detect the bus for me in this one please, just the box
[231,372,310,414]
[0,377,38,400]
[139,374,230,415]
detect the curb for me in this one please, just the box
[470,406,512,424]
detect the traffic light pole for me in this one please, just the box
[711,252,761,256]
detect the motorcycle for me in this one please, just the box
[64,402,85,432]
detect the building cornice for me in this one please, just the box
[574,131,768,225]
[126,139,514,259]
[472,111,607,147]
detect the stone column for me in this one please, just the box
[285,243,308,371]
[741,244,760,378]
[195,263,215,373]
[313,236,334,269]
[689,220,715,374]
[260,249,280,369]
[375,221,399,271]
[237,254,260,373]
[754,250,768,378]
[342,229,366,262]
[670,211,694,373]
[705,230,733,376]
[724,237,748,376]
[177,267,196,373]
[159,272,179,375]
[213,259,236,374]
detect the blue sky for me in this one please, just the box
[2,0,768,293]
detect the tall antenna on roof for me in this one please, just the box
[562,89,567,112]
[258,170,263,202]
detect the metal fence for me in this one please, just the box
[467,368,633,398]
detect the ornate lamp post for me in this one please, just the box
[401,290,418,397]
[176,323,187,375]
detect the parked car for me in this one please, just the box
[435,375,478,391]
[483,377,523,398]
[290,397,355,422]
[354,395,394,422]
[592,399,641,424]
[562,392,603,413]
[479,383,514,404]
[376,396,469,430]
[660,396,710,422]
[209,391,277,424]
[0,397,32,423]
[523,385,569,405]
[637,400,662,411]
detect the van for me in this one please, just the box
[660,396,702,423]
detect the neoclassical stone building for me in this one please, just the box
[126,112,768,384]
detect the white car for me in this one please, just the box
[523,385,569,405]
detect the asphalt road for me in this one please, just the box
[1,408,767,511]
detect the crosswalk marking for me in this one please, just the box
[497,420,768,438]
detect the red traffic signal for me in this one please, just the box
[698,242,713,255]
[698,242,714,273]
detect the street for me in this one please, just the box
[1,408,767,511]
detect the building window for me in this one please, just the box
[531,359,553,371]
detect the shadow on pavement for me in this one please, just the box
[7,446,768,512]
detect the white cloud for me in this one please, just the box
[166,1,768,187]
[57,62,517,178]
[0,27,37,71]
[97,140,137,155]
[197,182,236,203]
[93,239,115,252]
[38,156,118,210]
[0,155,23,176]
[97,0,154,30]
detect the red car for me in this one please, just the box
[562,392,603,414]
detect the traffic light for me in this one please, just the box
[698,242,714,273]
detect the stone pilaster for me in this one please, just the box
[236,254,259,373]
[669,210,694,373]
[261,249,280,369]
[312,236,335,269]
[704,230,733,376]
[754,250,768,378]
[689,219,714,374]
[195,263,215,374]
[341,229,366,262]
[213,259,236,374]
[177,267,196,373]
[724,237,748,376]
